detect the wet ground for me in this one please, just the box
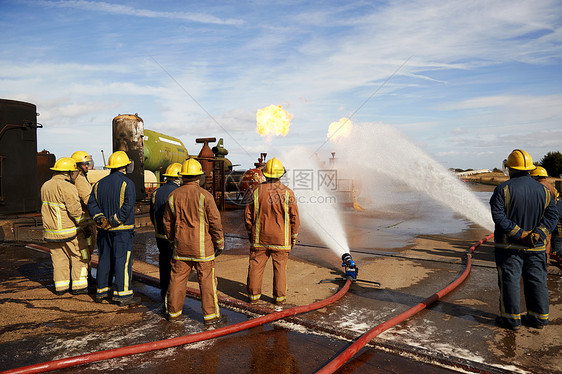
[1,184,561,373]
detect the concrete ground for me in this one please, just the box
[0,183,561,373]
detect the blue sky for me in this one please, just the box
[1,0,561,170]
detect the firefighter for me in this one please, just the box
[530,166,560,261]
[71,151,96,286]
[150,162,182,298]
[490,149,558,330]
[163,159,225,326]
[245,157,300,305]
[87,151,140,306]
[41,157,89,295]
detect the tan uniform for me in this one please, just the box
[74,171,96,261]
[41,174,88,292]
[538,178,559,259]
[163,181,224,322]
[244,180,299,303]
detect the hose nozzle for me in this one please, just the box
[341,253,358,281]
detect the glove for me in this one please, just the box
[82,225,93,239]
[214,246,223,257]
[96,217,111,231]
[520,230,540,248]
[291,238,297,249]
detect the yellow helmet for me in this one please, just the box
[262,157,285,178]
[530,166,548,178]
[71,151,92,164]
[106,151,131,169]
[50,157,78,172]
[180,158,204,176]
[505,149,535,171]
[163,162,182,178]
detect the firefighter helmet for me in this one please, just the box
[106,151,131,169]
[530,166,548,178]
[50,157,78,172]
[163,163,182,178]
[262,157,285,178]
[71,151,92,164]
[180,158,204,176]
[505,149,535,171]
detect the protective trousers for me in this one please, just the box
[47,238,88,292]
[156,237,173,295]
[77,222,96,262]
[247,249,289,303]
[96,230,134,300]
[166,259,220,322]
[495,249,549,328]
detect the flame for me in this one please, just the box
[327,117,353,143]
[256,105,293,136]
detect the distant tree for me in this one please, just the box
[492,168,501,173]
[540,151,562,177]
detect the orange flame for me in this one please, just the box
[327,118,353,143]
[256,105,293,137]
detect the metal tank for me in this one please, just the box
[112,114,145,200]
[143,129,188,179]
[0,99,42,215]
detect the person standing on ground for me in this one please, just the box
[245,157,300,306]
[490,149,558,330]
[150,162,182,298]
[41,157,89,295]
[71,151,96,287]
[163,159,225,326]
[530,166,560,261]
[87,151,140,306]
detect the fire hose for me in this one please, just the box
[3,244,354,374]
[316,233,494,374]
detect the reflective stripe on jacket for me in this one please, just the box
[150,181,179,239]
[163,181,224,262]
[490,172,559,251]
[244,180,300,251]
[87,171,135,231]
[41,174,84,241]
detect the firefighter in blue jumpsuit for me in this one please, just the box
[87,151,140,306]
[490,149,558,329]
[149,163,182,298]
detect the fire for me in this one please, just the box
[327,118,353,143]
[256,105,293,136]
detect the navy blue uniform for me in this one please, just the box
[490,172,558,328]
[149,180,179,295]
[88,170,136,301]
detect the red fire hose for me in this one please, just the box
[4,244,353,374]
[316,234,494,374]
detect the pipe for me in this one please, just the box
[316,233,494,374]
[4,245,352,374]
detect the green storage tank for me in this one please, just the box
[143,129,188,178]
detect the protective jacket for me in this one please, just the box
[150,180,179,239]
[163,181,224,261]
[87,171,136,230]
[490,172,558,251]
[245,180,300,251]
[41,174,85,241]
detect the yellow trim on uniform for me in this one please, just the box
[168,195,176,216]
[249,293,261,301]
[45,227,77,235]
[172,254,215,262]
[124,250,131,293]
[251,243,291,250]
[168,310,182,318]
[199,193,205,258]
[97,287,110,294]
[254,188,260,245]
[119,181,126,207]
[527,311,549,320]
[108,224,134,231]
[203,267,220,321]
[284,190,289,248]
